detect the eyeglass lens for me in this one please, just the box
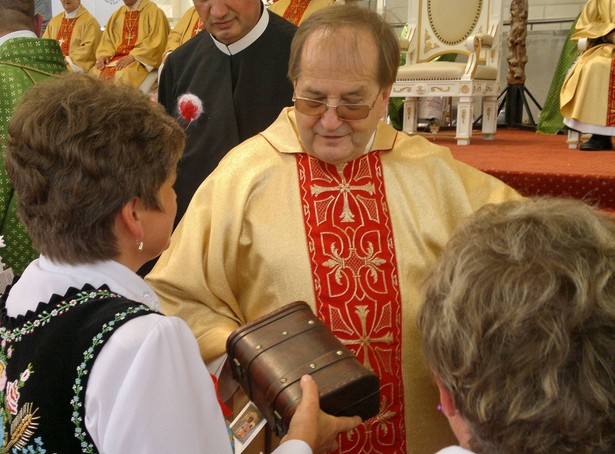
[294,98,371,121]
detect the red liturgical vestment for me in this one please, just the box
[297,153,406,452]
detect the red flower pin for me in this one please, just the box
[177,93,204,123]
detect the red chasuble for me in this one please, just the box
[56,18,77,56]
[296,153,407,453]
[282,0,311,25]
[101,11,140,81]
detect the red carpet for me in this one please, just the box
[422,128,615,213]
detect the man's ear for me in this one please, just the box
[33,13,43,37]
[379,85,392,117]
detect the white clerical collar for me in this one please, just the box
[64,5,82,19]
[210,7,269,56]
[365,131,376,153]
[5,255,160,317]
[0,30,37,47]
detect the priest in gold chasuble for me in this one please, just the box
[147,6,522,454]
[42,0,101,72]
[560,0,615,150]
[90,0,169,89]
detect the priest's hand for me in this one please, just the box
[282,375,362,453]
[95,56,110,70]
[116,55,136,71]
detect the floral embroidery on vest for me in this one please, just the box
[0,289,153,453]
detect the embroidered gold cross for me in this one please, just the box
[311,165,375,222]
[340,305,393,371]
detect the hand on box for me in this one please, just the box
[283,375,362,453]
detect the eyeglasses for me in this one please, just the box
[292,92,380,121]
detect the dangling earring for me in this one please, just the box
[137,240,144,251]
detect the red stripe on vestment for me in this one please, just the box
[57,18,77,57]
[282,0,311,25]
[296,152,407,454]
[608,52,615,126]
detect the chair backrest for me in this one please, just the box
[407,0,503,67]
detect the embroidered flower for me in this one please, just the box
[6,379,20,415]
[177,93,204,123]
[20,368,31,382]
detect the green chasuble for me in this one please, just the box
[536,15,580,134]
[0,37,66,275]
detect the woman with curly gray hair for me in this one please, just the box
[418,197,615,454]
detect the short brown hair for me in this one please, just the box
[6,73,185,264]
[288,5,399,89]
[418,197,615,453]
[0,0,35,33]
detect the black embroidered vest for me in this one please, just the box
[0,285,156,453]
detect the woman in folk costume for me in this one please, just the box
[560,0,615,150]
[42,0,101,72]
[90,0,169,89]
[0,73,359,453]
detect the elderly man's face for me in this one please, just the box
[60,0,81,13]
[293,29,391,165]
[193,0,261,45]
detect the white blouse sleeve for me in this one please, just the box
[85,313,234,453]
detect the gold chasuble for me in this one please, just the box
[42,6,101,72]
[297,153,406,452]
[269,0,335,25]
[164,7,204,55]
[560,0,615,128]
[91,0,169,88]
[100,11,140,82]
[147,108,522,453]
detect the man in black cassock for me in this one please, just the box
[158,0,297,226]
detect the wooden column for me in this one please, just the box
[505,0,529,125]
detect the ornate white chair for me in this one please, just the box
[391,0,504,145]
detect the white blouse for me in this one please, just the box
[6,256,310,453]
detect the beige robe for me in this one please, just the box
[42,6,101,72]
[90,0,169,88]
[560,0,615,133]
[147,108,521,454]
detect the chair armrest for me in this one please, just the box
[398,38,410,52]
[399,27,417,66]
[465,33,494,52]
